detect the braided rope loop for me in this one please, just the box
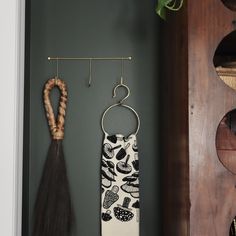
[43,77,67,140]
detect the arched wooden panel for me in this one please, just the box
[161,1,236,235]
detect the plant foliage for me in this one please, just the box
[156,0,184,19]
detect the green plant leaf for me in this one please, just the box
[166,0,184,11]
[156,0,173,20]
[156,5,166,19]
[156,0,183,19]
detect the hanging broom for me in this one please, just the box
[33,78,74,236]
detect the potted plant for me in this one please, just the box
[156,0,184,19]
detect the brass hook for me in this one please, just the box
[113,58,130,104]
[113,83,130,104]
[56,58,59,78]
[121,58,124,84]
[88,59,92,87]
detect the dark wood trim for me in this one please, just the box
[160,1,189,235]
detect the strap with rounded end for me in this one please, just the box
[101,103,140,136]
[43,77,67,140]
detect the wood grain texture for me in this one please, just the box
[189,1,236,235]
[161,0,236,235]
[160,2,189,235]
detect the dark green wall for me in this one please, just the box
[24,0,160,235]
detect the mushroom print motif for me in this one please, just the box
[101,133,140,235]
[116,143,130,160]
[132,200,140,222]
[102,210,112,222]
[114,197,134,222]
[116,155,132,174]
[101,159,117,188]
[132,172,139,178]
[122,175,137,183]
[103,185,119,209]
[131,192,139,198]
[107,161,117,176]
[107,135,117,144]
[132,140,138,152]
[102,170,115,181]
[101,166,115,181]
[103,143,121,159]
[101,160,111,188]
[117,135,125,142]
[102,176,112,188]
[121,172,139,198]
[132,153,139,171]
[123,134,133,142]
[101,159,108,168]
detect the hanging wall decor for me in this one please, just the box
[33,78,74,236]
[100,78,140,236]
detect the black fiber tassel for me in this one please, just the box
[33,78,73,236]
[33,140,73,236]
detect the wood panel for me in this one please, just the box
[160,2,189,235]
[161,0,236,235]
[189,1,236,235]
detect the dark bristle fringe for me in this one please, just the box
[33,140,74,236]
